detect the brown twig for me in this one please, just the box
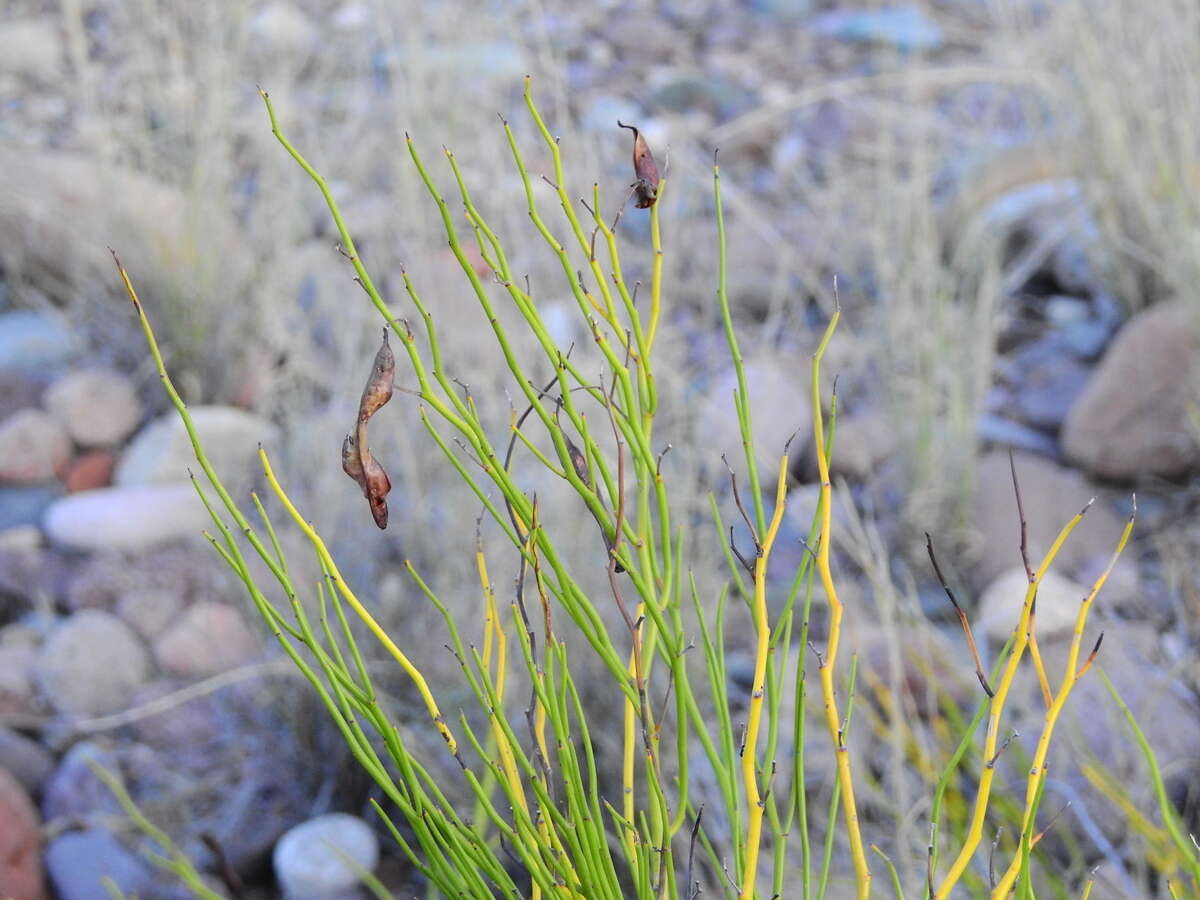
[925,532,994,697]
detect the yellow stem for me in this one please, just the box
[934,503,1092,899]
[259,449,460,759]
[738,455,789,899]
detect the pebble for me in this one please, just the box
[274,813,380,899]
[0,310,76,373]
[0,485,62,532]
[43,483,210,553]
[34,610,151,715]
[0,409,71,483]
[153,602,260,678]
[41,741,123,822]
[45,829,154,900]
[62,450,116,492]
[0,644,37,716]
[0,726,54,794]
[44,369,142,447]
[114,405,278,487]
[116,588,186,640]
[0,766,45,900]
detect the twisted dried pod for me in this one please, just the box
[618,121,660,209]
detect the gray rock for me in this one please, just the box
[698,357,812,483]
[0,644,37,716]
[809,6,943,51]
[34,611,150,715]
[153,602,260,678]
[0,485,62,532]
[115,405,277,487]
[977,567,1091,642]
[1062,300,1200,479]
[43,483,210,552]
[41,741,123,822]
[44,369,142,448]
[0,727,54,794]
[1014,356,1091,430]
[249,1,318,54]
[0,409,71,484]
[0,311,76,373]
[976,413,1060,457]
[970,451,1127,589]
[116,588,185,640]
[45,829,154,900]
[274,813,380,899]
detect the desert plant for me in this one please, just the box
[109,79,1196,899]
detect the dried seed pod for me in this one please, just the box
[342,433,367,495]
[342,329,396,530]
[618,121,660,209]
[358,328,395,422]
[359,442,392,529]
[565,436,590,486]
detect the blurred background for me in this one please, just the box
[0,0,1198,897]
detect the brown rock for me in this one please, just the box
[153,602,260,678]
[44,369,141,448]
[0,766,45,900]
[62,451,115,493]
[1062,300,1200,479]
[970,451,1127,588]
[0,410,70,484]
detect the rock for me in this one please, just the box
[115,405,277,487]
[809,6,943,51]
[0,486,61,533]
[61,451,116,493]
[0,644,37,716]
[65,546,226,613]
[34,611,150,715]
[580,95,644,133]
[43,483,210,552]
[1062,300,1200,479]
[0,766,45,900]
[977,567,1092,642]
[827,412,896,481]
[274,813,380,899]
[649,70,758,120]
[153,602,260,678]
[41,741,123,822]
[1014,355,1091,430]
[976,413,1061,457]
[0,19,59,82]
[0,525,41,553]
[698,357,811,482]
[0,372,43,422]
[0,311,76,374]
[970,451,1127,588]
[0,410,71,483]
[44,369,142,448]
[0,727,54,795]
[250,1,318,54]
[45,829,154,900]
[116,588,185,641]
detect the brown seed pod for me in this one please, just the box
[358,328,395,423]
[565,436,590,486]
[618,121,660,209]
[342,329,396,529]
[342,433,367,495]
